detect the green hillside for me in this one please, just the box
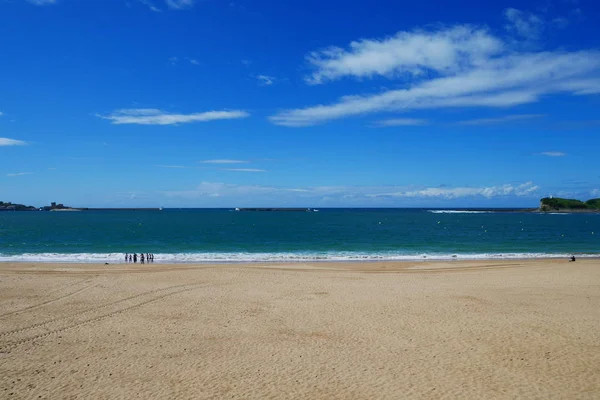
[540,197,600,211]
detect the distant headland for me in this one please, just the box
[0,201,162,212]
[539,197,600,212]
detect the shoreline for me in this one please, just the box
[0,257,592,273]
[0,254,597,265]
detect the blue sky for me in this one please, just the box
[1,0,599,208]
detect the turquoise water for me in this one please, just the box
[0,209,599,262]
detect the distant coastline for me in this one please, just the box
[0,201,162,212]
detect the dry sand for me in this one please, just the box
[0,259,599,399]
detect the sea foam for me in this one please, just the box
[0,252,595,263]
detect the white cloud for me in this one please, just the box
[0,138,27,146]
[256,75,276,86]
[270,22,600,126]
[163,181,540,202]
[540,151,567,157]
[7,172,34,177]
[305,25,503,85]
[98,108,249,125]
[504,8,545,39]
[165,0,195,9]
[27,0,56,5]
[368,182,539,199]
[169,56,179,66]
[138,0,161,12]
[375,118,428,126]
[200,159,249,164]
[221,168,265,172]
[457,114,545,125]
[189,59,200,65]
[591,189,600,197]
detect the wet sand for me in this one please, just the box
[1,259,599,399]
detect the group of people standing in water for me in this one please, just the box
[125,253,154,264]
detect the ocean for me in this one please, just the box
[0,208,598,263]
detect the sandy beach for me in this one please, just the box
[1,259,599,399]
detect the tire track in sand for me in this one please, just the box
[0,280,98,319]
[0,284,205,351]
[0,283,200,338]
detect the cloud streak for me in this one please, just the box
[6,172,34,177]
[200,159,249,164]
[375,118,428,126]
[0,138,27,146]
[270,22,600,127]
[256,75,276,86]
[98,108,249,125]
[163,181,540,202]
[221,168,266,172]
[457,114,545,125]
[368,182,540,199]
[540,151,567,157]
[26,0,56,5]
[165,0,195,9]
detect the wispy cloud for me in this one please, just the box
[256,75,276,86]
[221,168,266,172]
[303,25,503,85]
[540,151,567,157]
[137,0,161,12]
[165,0,195,9]
[457,114,545,125]
[200,159,249,164]
[163,181,540,202]
[270,19,600,127]
[169,57,200,66]
[503,8,570,40]
[504,8,545,39]
[374,118,428,127]
[26,0,57,5]
[98,108,250,125]
[0,138,27,146]
[7,172,34,177]
[368,182,540,199]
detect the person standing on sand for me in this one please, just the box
[141,253,145,264]
[125,253,129,263]
[129,254,132,262]
[133,253,137,263]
